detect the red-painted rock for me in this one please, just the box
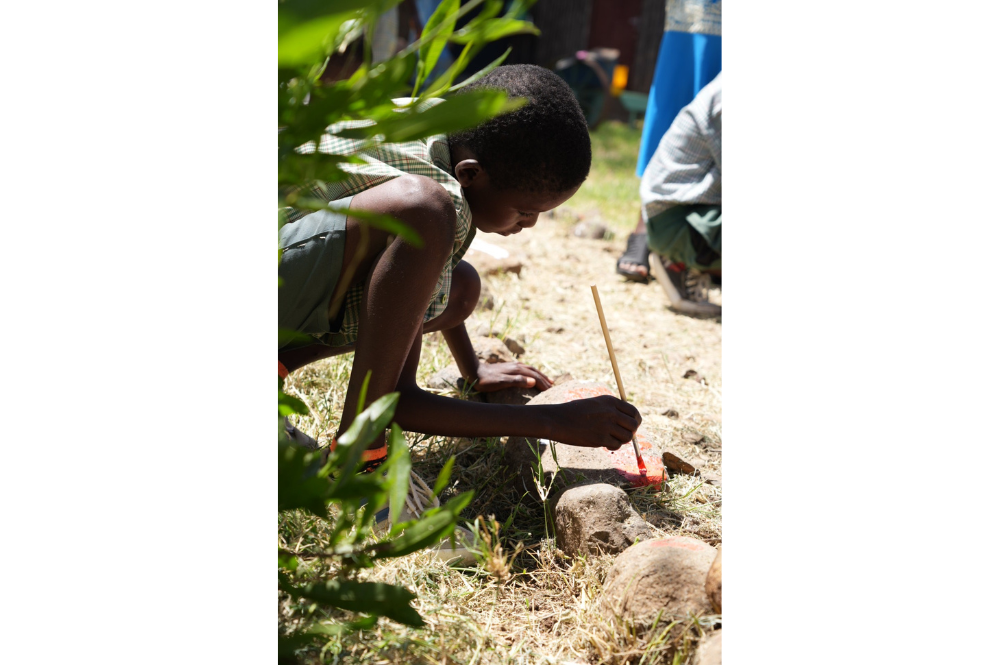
[504,381,666,497]
[602,537,716,625]
[693,630,721,665]
[705,547,722,613]
[554,483,652,556]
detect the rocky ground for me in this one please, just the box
[280,122,723,664]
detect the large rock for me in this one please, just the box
[471,336,515,364]
[426,364,467,391]
[504,381,666,498]
[692,630,721,665]
[554,483,652,556]
[424,364,483,402]
[602,537,716,625]
[483,386,539,405]
[705,547,722,613]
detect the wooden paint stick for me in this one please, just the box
[590,284,646,475]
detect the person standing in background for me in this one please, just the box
[618,0,721,282]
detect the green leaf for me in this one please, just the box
[432,455,455,497]
[277,443,331,516]
[422,41,479,99]
[279,390,309,417]
[414,0,460,95]
[278,550,300,572]
[278,152,363,188]
[278,0,383,34]
[385,424,411,523]
[448,46,511,93]
[337,392,398,449]
[346,208,424,247]
[335,89,524,143]
[449,18,539,44]
[278,327,313,348]
[293,579,425,627]
[373,490,474,558]
[356,370,372,418]
[282,195,423,248]
[278,13,355,68]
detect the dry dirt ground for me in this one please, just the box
[280,122,722,665]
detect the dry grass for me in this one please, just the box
[280,122,722,664]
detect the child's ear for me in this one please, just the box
[453,159,485,189]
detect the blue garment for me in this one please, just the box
[636,1,722,177]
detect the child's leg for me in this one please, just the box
[338,175,458,441]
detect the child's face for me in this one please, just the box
[465,182,579,236]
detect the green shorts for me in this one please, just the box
[646,204,721,271]
[278,198,353,349]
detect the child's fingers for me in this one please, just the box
[517,365,552,390]
[615,413,639,434]
[610,424,634,442]
[612,398,642,426]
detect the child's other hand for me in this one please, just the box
[473,362,553,392]
[550,396,642,450]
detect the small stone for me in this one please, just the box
[705,547,722,613]
[662,409,680,419]
[602,537,716,626]
[661,451,701,476]
[554,483,652,556]
[681,431,705,444]
[683,369,705,383]
[692,630,721,665]
[471,336,515,364]
[545,326,565,334]
[572,219,607,240]
[503,337,526,356]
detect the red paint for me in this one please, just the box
[605,431,665,487]
[549,383,667,488]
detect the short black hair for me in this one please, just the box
[449,64,591,193]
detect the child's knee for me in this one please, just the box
[449,260,481,320]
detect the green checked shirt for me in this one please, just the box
[286,98,476,348]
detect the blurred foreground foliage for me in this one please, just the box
[277,0,538,660]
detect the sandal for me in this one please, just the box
[616,232,651,283]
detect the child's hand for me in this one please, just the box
[548,396,642,450]
[473,362,553,392]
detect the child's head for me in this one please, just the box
[448,64,591,235]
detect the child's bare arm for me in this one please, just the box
[393,332,639,448]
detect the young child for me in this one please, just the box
[279,65,642,476]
